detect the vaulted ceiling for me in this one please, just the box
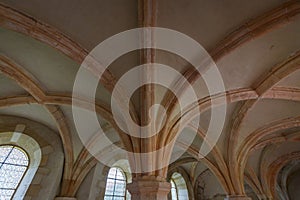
[0,0,299,199]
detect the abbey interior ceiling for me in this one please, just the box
[0,0,299,200]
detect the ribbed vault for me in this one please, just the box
[0,0,299,199]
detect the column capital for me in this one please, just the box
[127,178,171,200]
[225,195,252,200]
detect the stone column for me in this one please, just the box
[54,197,77,200]
[225,195,252,200]
[127,177,171,200]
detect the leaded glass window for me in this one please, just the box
[0,145,29,200]
[104,167,126,200]
[171,179,178,200]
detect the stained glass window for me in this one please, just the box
[171,179,178,200]
[0,145,29,200]
[104,167,126,200]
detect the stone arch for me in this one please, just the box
[0,115,64,200]
[194,169,226,200]
[78,159,132,200]
[0,133,41,199]
[167,167,193,200]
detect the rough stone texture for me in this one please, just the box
[127,179,171,200]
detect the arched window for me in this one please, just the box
[171,179,179,200]
[104,167,127,200]
[170,172,189,200]
[0,145,29,199]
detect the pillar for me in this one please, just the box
[55,197,77,200]
[127,177,171,200]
